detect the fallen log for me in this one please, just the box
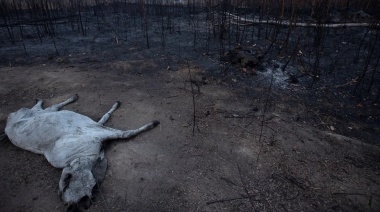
[225,12,379,28]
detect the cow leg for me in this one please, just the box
[45,94,79,111]
[97,101,120,125]
[31,98,44,110]
[103,120,160,141]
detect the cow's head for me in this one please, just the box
[58,154,107,212]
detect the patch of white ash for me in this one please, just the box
[257,61,289,89]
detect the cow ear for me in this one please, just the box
[63,173,72,191]
[92,157,108,184]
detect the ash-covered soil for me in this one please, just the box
[0,12,379,212]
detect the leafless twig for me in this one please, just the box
[187,60,198,135]
[257,75,274,163]
[96,183,110,212]
[237,164,256,210]
[0,133,7,141]
[206,195,251,205]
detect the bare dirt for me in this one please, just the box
[0,13,380,212]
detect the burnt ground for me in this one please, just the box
[0,12,380,212]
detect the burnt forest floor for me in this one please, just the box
[0,12,379,212]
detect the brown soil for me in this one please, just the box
[0,52,379,212]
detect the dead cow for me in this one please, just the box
[2,94,160,211]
